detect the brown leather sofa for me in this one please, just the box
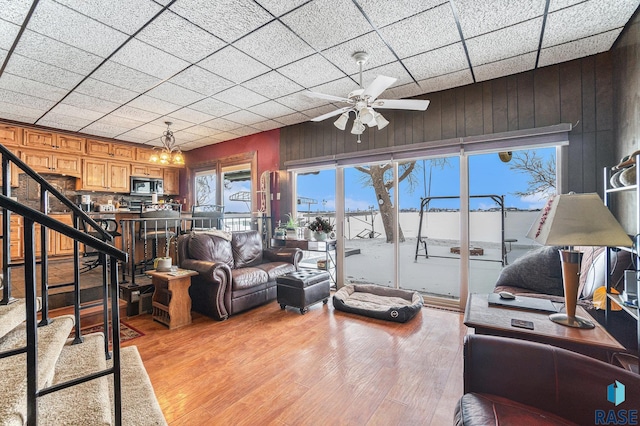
[177,230,302,320]
[454,334,640,425]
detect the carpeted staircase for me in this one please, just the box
[0,298,167,425]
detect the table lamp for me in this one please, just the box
[527,192,633,328]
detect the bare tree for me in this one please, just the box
[195,175,216,205]
[508,151,556,198]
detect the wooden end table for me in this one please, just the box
[145,269,198,329]
[464,293,625,361]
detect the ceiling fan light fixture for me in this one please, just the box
[351,118,365,135]
[359,107,375,124]
[375,112,389,130]
[334,112,349,130]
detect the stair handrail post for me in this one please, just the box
[101,252,110,358]
[24,218,38,426]
[110,255,123,426]
[72,214,84,344]
[39,188,51,326]
[1,152,13,305]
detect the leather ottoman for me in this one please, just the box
[277,270,330,314]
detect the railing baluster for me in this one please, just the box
[24,219,38,426]
[110,256,122,426]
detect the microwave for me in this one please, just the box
[130,177,163,196]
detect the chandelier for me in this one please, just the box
[149,121,184,166]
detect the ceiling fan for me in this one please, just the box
[304,52,430,142]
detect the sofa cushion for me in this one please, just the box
[186,232,233,268]
[495,246,564,296]
[231,267,269,291]
[231,231,263,268]
[255,262,296,282]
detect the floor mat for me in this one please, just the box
[70,321,144,344]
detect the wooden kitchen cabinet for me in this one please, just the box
[81,159,130,192]
[135,147,156,162]
[0,125,22,146]
[131,164,163,179]
[0,148,21,188]
[21,151,81,177]
[163,168,179,195]
[23,130,84,154]
[87,139,135,161]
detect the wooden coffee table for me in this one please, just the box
[145,269,198,329]
[464,293,625,361]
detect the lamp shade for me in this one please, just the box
[527,193,632,247]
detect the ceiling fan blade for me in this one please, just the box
[310,106,352,122]
[372,99,430,111]
[361,75,397,101]
[303,90,351,103]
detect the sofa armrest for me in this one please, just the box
[463,335,640,424]
[263,247,303,269]
[180,259,231,320]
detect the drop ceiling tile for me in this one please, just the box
[28,0,128,57]
[0,101,46,121]
[224,110,266,125]
[321,32,396,74]
[248,101,296,118]
[98,114,145,129]
[414,69,474,94]
[212,85,269,109]
[538,30,622,67]
[456,0,546,38]
[474,52,537,82]
[111,105,162,122]
[170,0,273,43]
[278,54,345,89]
[548,0,589,13]
[215,131,243,142]
[351,61,413,89]
[14,30,103,74]
[167,108,216,124]
[91,60,161,93]
[130,122,168,136]
[0,50,6,66]
[309,77,359,99]
[118,128,158,143]
[466,19,542,66]
[380,4,459,58]
[199,46,271,84]
[274,112,309,126]
[127,94,182,115]
[543,1,638,48]
[189,98,240,117]
[380,81,424,100]
[149,118,193,131]
[38,110,94,128]
[230,126,260,137]
[201,117,244,132]
[0,0,33,25]
[81,122,131,138]
[0,74,68,102]
[146,82,205,106]
[302,104,341,119]
[117,134,149,144]
[241,71,304,99]
[0,88,56,110]
[75,78,138,104]
[54,0,162,35]
[402,43,468,81]
[137,10,226,63]
[251,119,283,131]
[4,53,84,90]
[111,38,190,80]
[255,0,308,17]
[281,0,373,51]
[357,0,446,28]
[182,125,221,137]
[173,130,210,142]
[169,66,234,97]
[36,117,87,132]
[46,103,104,121]
[233,21,314,69]
[62,92,120,114]
[0,20,20,50]
[274,91,331,110]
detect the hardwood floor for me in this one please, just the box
[122,299,467,425]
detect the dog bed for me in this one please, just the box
[333,284,423,323]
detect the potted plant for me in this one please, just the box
[284,213,298,239]
[307,217,334,241]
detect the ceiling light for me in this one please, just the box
[151,121,185,166]
[359,107,375,125]
[351,118,365,135]
[334,112,349,130]
[374,112,389,130]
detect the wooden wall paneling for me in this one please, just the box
[506,75,519,130]
[595,130,614,196]
[412,107,424,144]
[357,127,371,152]
[464,84,484,136]
[312,125,322,159]
[559,60,583,133]
[533,66,560,127]
[516,71,535,129]
[581,56,597,133]
[595,52,613,131]
[567,132,584,192]
[441,90,457,139]
[304,125,313,159]
[481,81,493,135]
[424,91,442,142]
[491,79,508,133]
[581,131,598,193]
[455,87,465,136]
[336,125,346,156]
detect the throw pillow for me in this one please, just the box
[581,248,633,299]
[495,246,564,296]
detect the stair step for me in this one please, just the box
[109,346,167,426]
[0,315,75,425]
[39,333,111,425]
[0,298,41,340]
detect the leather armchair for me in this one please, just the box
[455,335,640,425]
